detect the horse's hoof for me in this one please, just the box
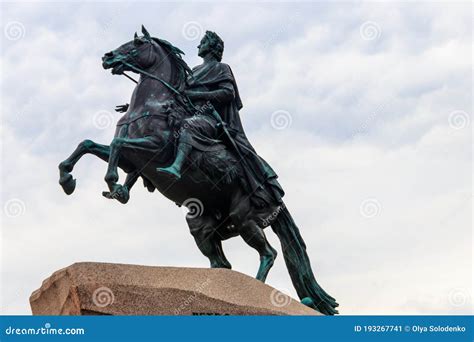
[59,174,76,195]
[102,186,129,204]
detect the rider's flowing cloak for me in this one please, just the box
[186,61,284,207]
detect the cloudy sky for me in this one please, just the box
[1,1,472,315]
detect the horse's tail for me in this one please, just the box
[271,205,339,315]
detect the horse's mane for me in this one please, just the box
[152,37,192,91]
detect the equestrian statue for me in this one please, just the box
[58,26,339,315]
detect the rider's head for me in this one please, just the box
[198,31,224,61]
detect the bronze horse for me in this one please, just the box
[58,26,338,315]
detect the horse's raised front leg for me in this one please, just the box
[58,139,110,195]
[102,170,139,204]
[104,137,157,194]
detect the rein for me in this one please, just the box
[122,72,138,84]
[122,61,182,97]
[121,61,197,112]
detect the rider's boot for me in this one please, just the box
[157,143,192,180]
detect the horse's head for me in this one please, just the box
[102,25,158,75]
[102,25,191,93]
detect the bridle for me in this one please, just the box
[121,60,183,98]
[118,42,197,111]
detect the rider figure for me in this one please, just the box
[157,31,284,207]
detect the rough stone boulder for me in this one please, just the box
[30,262,320,315]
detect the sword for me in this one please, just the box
[204,102,258,189]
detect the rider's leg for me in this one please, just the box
[156,142,192,180]
[157,114,216,180]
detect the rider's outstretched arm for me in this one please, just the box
[185,81,235,105]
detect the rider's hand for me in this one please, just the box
[168,111,181,128]
[115,104,129,113]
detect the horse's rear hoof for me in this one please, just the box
[59,174,76,195]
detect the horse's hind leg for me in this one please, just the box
[59,139,110,194]
[197,235,232,269]
[228,188,277,282]
[240,221,277,283]
[213,238,232,269]
[186,215,232,269]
